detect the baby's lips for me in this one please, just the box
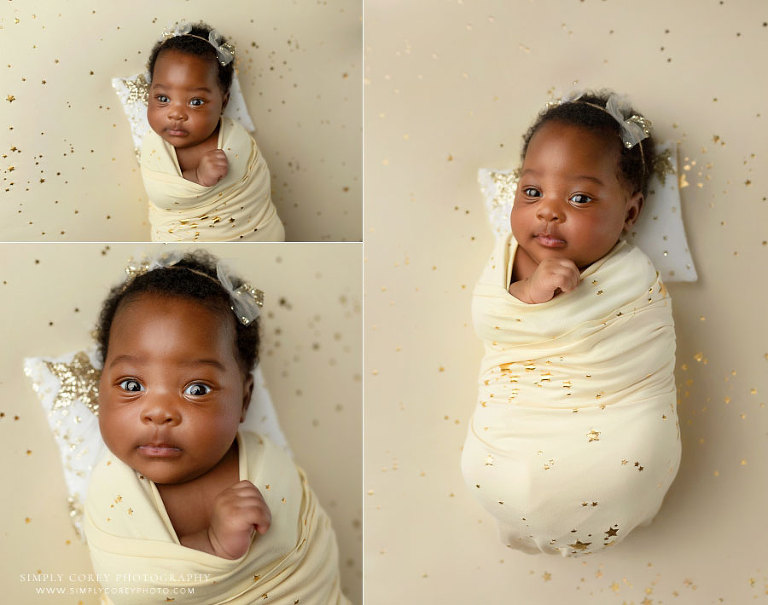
[534,232,567,247]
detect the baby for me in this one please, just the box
[141,22,285,242]
[83,251,348,603]
[461,92,681,557]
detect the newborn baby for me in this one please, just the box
[461,92,681,556]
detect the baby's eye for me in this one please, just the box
[184,383,211,397]
[569,194,592,205]
[118,379,144,393]
[189,98,205,107]
[522,187,541,198]
[155,94,169,104]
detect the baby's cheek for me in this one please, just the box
[509,205,525,238]
[146,108,163,135]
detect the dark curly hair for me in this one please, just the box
[521,91,656,197]
[147,22,234,94]
[95,250,259,374]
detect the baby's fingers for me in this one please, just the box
[555,266,580,293]
[226,481,272,533]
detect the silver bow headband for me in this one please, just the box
[125,252,262,325]
[162,21,235,66]
[554,91,652,149]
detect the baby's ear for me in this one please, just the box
[623,191,644,231]
[240,372,254,423]
[222,91,230,110]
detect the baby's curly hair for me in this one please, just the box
[521,91,656,197]
[95,250,259,374]
[147,22,234,94]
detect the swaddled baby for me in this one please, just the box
[461,91,681,557]
[84,251,348,603]
[140,21,284,242]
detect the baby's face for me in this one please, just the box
[147,50,228,149]
[510,121,642,270]
[98,293,251,485]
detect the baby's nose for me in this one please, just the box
[536,198,563,222]
[141,399,181,425]
[168,103,187,120]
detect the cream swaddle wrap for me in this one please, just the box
[141,117,285,242]
[461,233,681,557]
[84,431,348,604]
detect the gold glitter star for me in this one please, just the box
[587,429,600,442]
[44,351,100,414]
[605,526,618,537]
[568,540,591,551]
[6,95,15,102]
[122,73,149,105]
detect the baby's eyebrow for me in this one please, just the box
[106,354,226,372]
[520,168,605,187]
[179,358,227,371]
[571,174,605,186]
[107,354,141,369]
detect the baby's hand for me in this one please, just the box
[509,258,580,303]
[208,480,271,559]
[195,149,228,187]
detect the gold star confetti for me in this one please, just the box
[587,429,600,442]
[542,571,551,581]
[569,540,591,551]
[44,352,100,414]
[605,526,619,537]
[6,95,15,102]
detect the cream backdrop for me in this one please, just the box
[0,0,361,242]
[365,1,767,604]
[0,243,361,604]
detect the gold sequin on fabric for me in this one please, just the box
[67,495,84,537]
[488,170,518,209]
[122,73,149,106]
[568,539,591,552]
[44,352,100,415]
[652,148,676,185]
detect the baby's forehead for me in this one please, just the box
[152,49,219,77]
[108,293,242,361]
[117,291,231,322]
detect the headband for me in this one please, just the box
[161,21,235,66]
[124,251,262,325]
[552,91,652,150]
